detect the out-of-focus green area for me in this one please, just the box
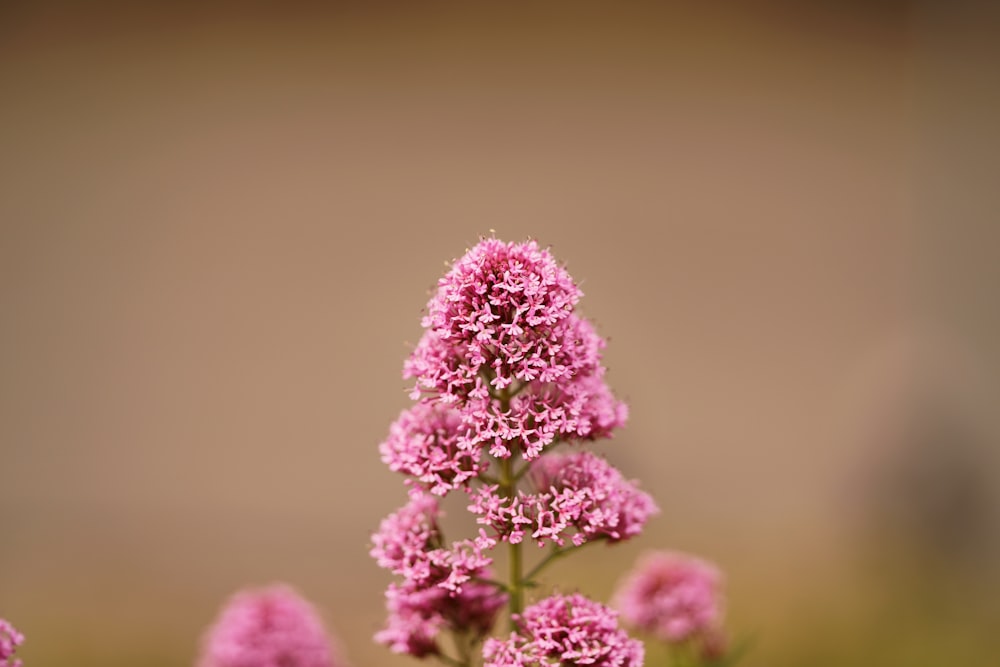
[2,1,998,666]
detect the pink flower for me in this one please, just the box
[570,371,630,439]
[613,551,725,645]
[404,240,627,461]
[376,580,506,658]
[379,403,484,496]
[196,585,342,667]
[449,317,626,461]
[418,238,582,392]
[530,451,657,545]
[370,493,441,580]
[375,584,443,658]
[483,593,643,667]
[373,238,656,663]
[0,619,24,667]
[370,493,493,593]
[371,493,506,657]
[469,452,658,547]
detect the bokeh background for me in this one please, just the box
[2,1,999,666]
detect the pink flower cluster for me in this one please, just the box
[379,404,482,496]
[412,238,582,395]
[613,551,726,653]
[469,451,658,547]
[371,493,495,594]
[373,238,650,664]
[371,493,505,656]
[377,580,505,658]
[196,585,342,667]
[483,594,643,667]
[0,619,23,667]
[403,240,627,461]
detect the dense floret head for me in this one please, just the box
[469,451,658,547]
[483,593,643,667]
[379,404,484,496]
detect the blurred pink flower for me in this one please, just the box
[613,551,725,646]
[370,493,442,580]
[375,584,443,658]
[483,593,643,667]
[0,619,23,667]
[376,579,506,658]
[197,585,342,667]
[371,492,506,658]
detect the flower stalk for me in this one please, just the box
[370,238,664,667]
[497,389,525,627]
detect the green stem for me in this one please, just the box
[669,641,699,667]
[472,576,509,592]
[523,537,604,583]
[509,533,523,617]
[499,455,523,624]
[523,546,568,582]
[512,438,565,484]
[453,629,471,667]
[477,472,499,485]
[511,462,532,484]
[495,386,525,628]
[435,651,464,667]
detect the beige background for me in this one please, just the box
[1,2,998,666]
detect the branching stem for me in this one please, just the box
[435,651,464,667]
[523,537,605,583]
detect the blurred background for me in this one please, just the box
[1,1,998,666]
